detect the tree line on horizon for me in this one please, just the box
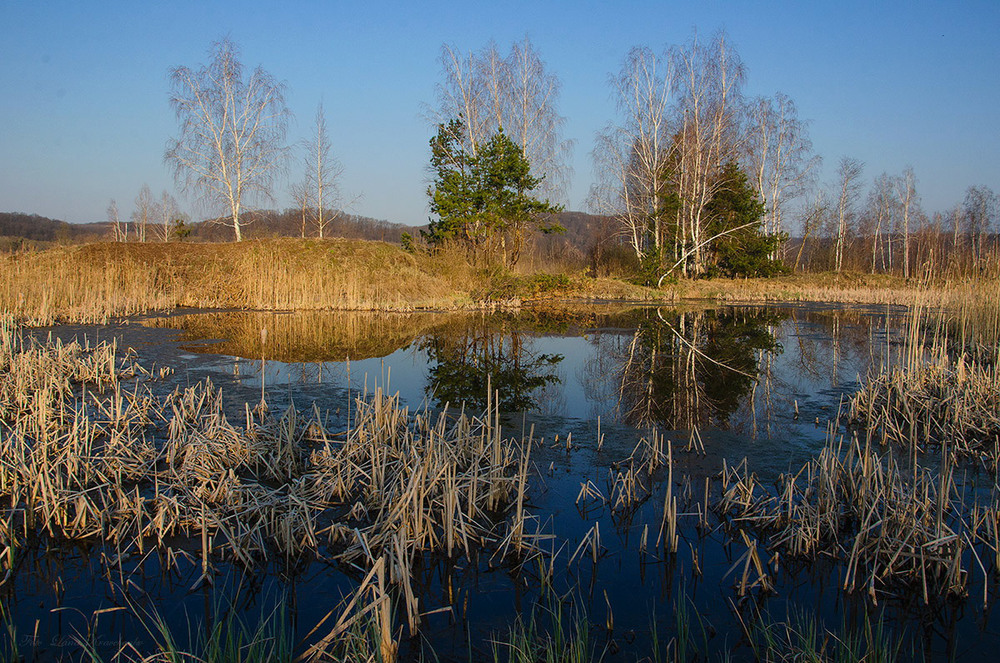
[76,32,999,280]
[0,209,411,247]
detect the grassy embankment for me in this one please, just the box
[1,238,996,325]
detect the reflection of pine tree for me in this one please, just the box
[422,317,563,412]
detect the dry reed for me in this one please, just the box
[717,432,999,603]
[0,316,537,646]
[0,240,477,324]
[850,280,1000,464]
[7,239,994,326]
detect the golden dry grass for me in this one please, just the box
[849,275,1000,462]
[0,240,477,324]
[670,271,928,305]
[3,238,998,325]
[718,433,994,604]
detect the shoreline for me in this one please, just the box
[1,238,991,326]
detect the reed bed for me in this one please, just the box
[851,348,1000,462]
[0,240,475,324]
[9,239,997,326]
[0,317,536,656]
[717,432,1000,604]
[850,279,1000,464]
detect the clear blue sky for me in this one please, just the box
[1,0,997,227]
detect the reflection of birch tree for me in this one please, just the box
[584,309,782,429]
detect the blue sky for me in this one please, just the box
[1,0,997,227]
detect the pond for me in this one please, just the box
[5,302,993,661]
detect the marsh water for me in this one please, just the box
[10,302,997,660]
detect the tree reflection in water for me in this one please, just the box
[421,315,564,412]
[584,308,784,429]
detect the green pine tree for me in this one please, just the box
[425,119,562,267]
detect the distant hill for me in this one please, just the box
[532,210,617,266]
[192,209,412,243]
[0,209,410,246]
[0,212,109,244]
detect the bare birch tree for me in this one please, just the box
[305,103,343,238]
[592,31,756,279]
[834,157,864,273]
[653,31,747,277]
[436,44,488,154]
[157,191,180,242]
[795,189,830,271]
[504,38,574,198]
[433,37,572,200]
[290,180,311,239]
[744,92,819,247]
[107,199,124,242]
[590,46,675,259]
[893,166,919,278]
[165,37,291,241]
[963,184,998,266]
[131,184,153,243]
[865,173,896,274]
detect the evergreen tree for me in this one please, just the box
[704,162,789,277]
[425,119,562,266]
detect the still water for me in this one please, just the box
[141,304,899,478]
[13,302,987,661]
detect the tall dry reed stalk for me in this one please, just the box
[0,240,476,324]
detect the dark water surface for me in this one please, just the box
[11,302,994,661]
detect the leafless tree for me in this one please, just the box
[290,180,311,239]
[591,31,754,279]
[744,92,819,248]
[590,46,675,259]
[865,173,897,274]
[156,191,180,242]
[667,31,747,277]
[893,166,919,278]
[504,38,574,198]
[834,157,864,273]
[433,37,572,200]
[795,189,830,271]
[963,184,998,265]
[305,103,344,238]
[165,37,291,241]
[107,199,124,242]
[435,44,487,153]
[131,184,154,243]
